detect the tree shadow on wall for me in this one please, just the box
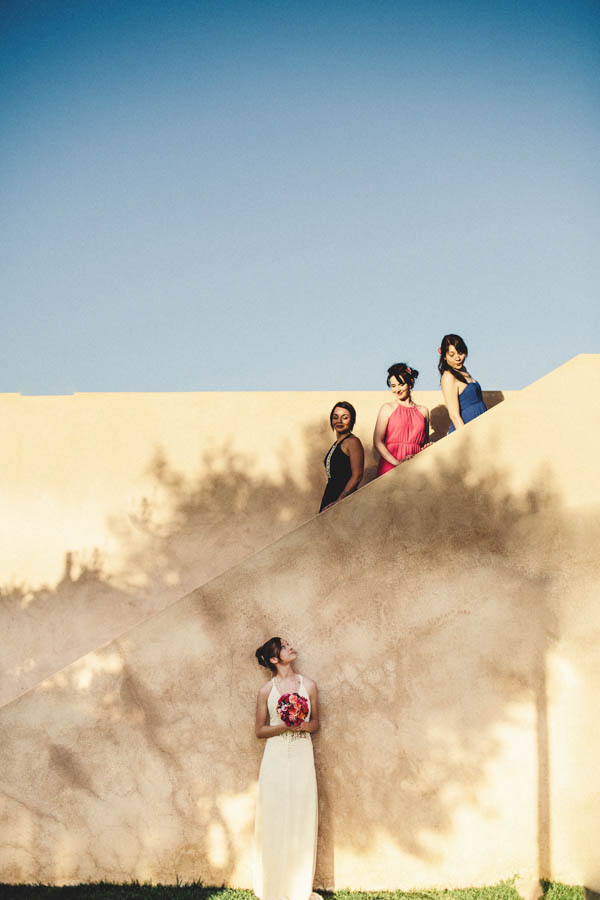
[179,436,577,887]
[113,415,383,595]
[1,416,374,705]
[109,421,335,602]
[1,394,507,700]
[319,448,558,878]
[0,552,135,706]
[2,420,584,888]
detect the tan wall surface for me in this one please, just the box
[1,387,508,705]
[1,356,599,890]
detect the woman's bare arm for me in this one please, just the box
[373,404,399,466]
[338,436,364,500]
[255,683,287,739]
[441,372,464,430]
[418,406,430,445]
[298,679,319,734]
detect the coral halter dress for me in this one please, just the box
[376,404,427,476]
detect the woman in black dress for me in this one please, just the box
[319,401,364,512]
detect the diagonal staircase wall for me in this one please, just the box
[5,387,506,705]
[0,355,599,890]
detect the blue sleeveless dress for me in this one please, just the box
[448,381,487,433]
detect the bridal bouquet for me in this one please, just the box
[277,692,309,727]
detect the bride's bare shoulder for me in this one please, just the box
[258,679,273,699]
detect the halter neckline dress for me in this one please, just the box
[320,434,353,511]
[253,674,318,900]
[376,404,427,476]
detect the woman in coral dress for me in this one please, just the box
[254,637,321,900]
[373,362,430,476]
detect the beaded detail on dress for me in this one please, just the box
[281,730,309,741]
[324,442,337,479]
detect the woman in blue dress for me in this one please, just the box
[438,333,487,433]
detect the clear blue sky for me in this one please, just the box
[2,0,598,392]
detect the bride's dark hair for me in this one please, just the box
[256,637,282,673]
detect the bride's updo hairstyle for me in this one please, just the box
[386,362,419,390]
[438,334,469,384]
[256,637,282,673]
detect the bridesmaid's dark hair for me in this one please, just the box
[386,363,419,389]
[329,401,356,430]
[438,334,469,385]
[256,637,282,673]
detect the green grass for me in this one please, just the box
[0,883,585,900]
[540,885,586,900]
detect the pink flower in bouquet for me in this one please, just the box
[277,692,309,727]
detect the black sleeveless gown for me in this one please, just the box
[319,435,353,512]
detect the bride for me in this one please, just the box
[254,637,321,900]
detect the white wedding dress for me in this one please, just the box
[253,675,318,900]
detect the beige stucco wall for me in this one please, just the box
[0,386,507,706]
[1,356,598,889]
